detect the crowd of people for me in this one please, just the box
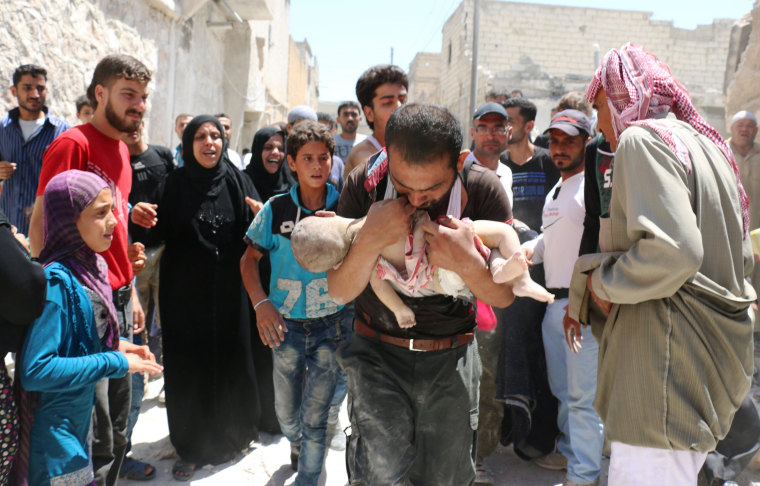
[0,42,758,486]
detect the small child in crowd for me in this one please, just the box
[19,170,161,485]
[241,121,353,486]
[74,95,94,125]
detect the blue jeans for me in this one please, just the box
[542,298,603,484]
[273,306,354,486]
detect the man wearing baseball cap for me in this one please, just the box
[522,109,602,486]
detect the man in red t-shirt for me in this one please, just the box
[30,54,156,485]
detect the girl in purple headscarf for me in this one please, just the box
[17,170,162,486]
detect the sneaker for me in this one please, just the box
[290,442,301,471]
[534,451,567,471]
[474,461,495,485]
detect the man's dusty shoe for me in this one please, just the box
[534,451,567,471]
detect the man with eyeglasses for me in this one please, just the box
[466,102,513,207]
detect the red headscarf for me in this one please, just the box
[586,43,749,235]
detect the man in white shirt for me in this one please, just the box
[523,110,602,486]
[216,113,244,170]
[466,102,513,207]
[334,101,366,161]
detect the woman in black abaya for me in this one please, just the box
[157,115,262,479]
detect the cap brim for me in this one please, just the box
[544,123,581,137]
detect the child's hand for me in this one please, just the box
[124,351,163,375]
[255,300,288,348]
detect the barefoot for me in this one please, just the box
[491,250,529,284]
[394,306,417,328]
[511,272,555,303]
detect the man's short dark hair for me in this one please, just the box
[355,64,408,130]
[317,112,337,131]
[337,101,361,116]
[13,64,47,87]
[214,113,229,119]
[75,95,92,113]
[86,54,151,110]
[510,89,524,98]
[385,103,462,171]
[287,120,335,158]
[503,97,537,122]
[557,91,592,116]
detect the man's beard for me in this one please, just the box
[342,122,357,134]
[105,99,142,132]
[19,100,44,114]
[558,154,584,172]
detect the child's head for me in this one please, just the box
[75,95,94,124]
[286,121,334,190]
[41,170,116,259]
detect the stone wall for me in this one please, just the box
[427,0,738,140]
[726,2,760,130]
[408,52,441,104]
[0,0,318,154]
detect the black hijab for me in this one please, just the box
[177,115,261,223]
[244,126,295,202]
[182,115,234,198]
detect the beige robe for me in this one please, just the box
[731,139,760,299]
[568,115,756,452]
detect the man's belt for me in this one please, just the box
[546,288,569,300]
[355,317,473,352]
[112,284,132,308]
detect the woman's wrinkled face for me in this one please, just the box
[261,133,285,174]
[193,122,224,169]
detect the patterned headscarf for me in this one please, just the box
[39,170,120,350]
[586,43,749,235]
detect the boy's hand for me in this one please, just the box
[255,300,288,348]
[131,202,158,228]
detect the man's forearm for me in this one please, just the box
[327,230,382,305]
[29,196,44,257]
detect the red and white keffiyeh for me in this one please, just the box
[586,43,750,235]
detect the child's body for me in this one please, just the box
[19,170,161,485]
[292,210,554,328]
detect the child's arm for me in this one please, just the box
[369,271,416,328]
[20,299,129,392]
[240,246,288,348]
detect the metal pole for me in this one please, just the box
[391,47,394,65]
[469,0,480,117]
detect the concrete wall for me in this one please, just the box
[425,0,738,141]
[0,0,318,155]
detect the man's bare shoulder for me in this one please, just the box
[345,139,381,178]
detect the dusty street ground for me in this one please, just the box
[124,374,760,486]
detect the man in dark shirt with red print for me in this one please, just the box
[328,103,514,485]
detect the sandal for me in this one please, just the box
[172,460,196,482]
[119,457,156,481]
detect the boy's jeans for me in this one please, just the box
[273,306,354,486]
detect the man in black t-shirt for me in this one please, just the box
[497,97,563,467]
[120,121,173,479]
[329,104,513,485]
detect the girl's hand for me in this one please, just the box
[123,352,163,375]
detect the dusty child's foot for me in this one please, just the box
[491,250,529,284]
[512,273,555,303]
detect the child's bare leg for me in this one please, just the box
[370,272,416,328]
[472,220,528,283]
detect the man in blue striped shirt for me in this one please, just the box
[0,64,69,234]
